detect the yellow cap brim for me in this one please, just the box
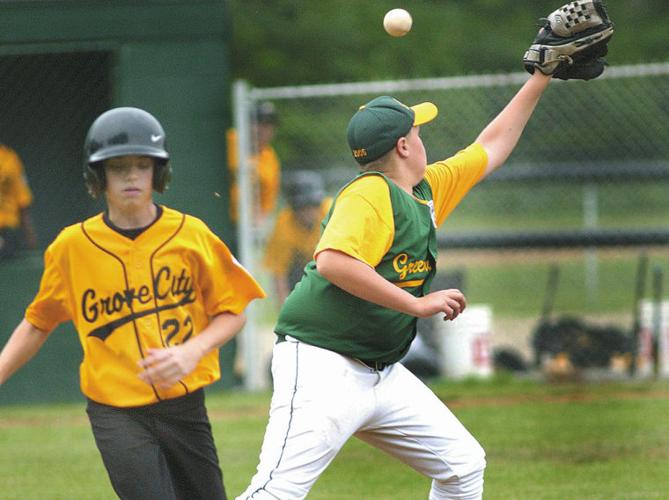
[411,102,438,126]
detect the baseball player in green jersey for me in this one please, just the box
[237,71,553,500]
[0,107,266,499]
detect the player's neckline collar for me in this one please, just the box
[103,204,163,240]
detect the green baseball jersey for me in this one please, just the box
[276,172,436,364]
[275,143,487,364]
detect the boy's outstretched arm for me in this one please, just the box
[476,71,551,177]
[0,319,50,386]
[317,249,465,321]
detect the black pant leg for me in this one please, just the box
[152,390,227,500]
[86,400,177,500]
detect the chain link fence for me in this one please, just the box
[235,63,669,388]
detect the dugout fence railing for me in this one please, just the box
[234,62,669,389]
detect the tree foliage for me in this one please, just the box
[229,0,669,87]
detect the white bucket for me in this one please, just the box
[436,304,493,380]
[638,299,669,379]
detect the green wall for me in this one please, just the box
[0,0,237,406]
[115,40,233,237]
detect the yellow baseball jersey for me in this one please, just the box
[25,206,266,407]
[315,143,488,266]
[227,129,281,221]
[0,145,33,229]
[263,198,332,277]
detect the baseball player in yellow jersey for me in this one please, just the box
[0,107,266,500]
[237,71,553,500]
[263,170,331,305]
[0,143,38,259]
[227,101,281,224]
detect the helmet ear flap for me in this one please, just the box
[84,163,106,198]
[153,161,172,193]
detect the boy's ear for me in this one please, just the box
[396,137,410,159]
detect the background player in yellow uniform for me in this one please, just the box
[0,143,38,259]
[237,69,553,498]
[263,170,331,305]
[0,107,266,500]
[227,101,281,225]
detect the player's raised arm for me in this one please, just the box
[476,72,551,177]
[478,0,614,178]
[0,319,50,386]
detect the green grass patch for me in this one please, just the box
[2,377,669,499]
[441,252,669,317]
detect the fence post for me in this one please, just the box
[233,80,263,390]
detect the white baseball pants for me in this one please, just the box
[236,336,486,500]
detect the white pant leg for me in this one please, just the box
[236,339,379,500]
[355,363,486,499]
[429,468,485,500]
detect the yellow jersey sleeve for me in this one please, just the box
[25,230,75,333]
[423,143,488,227]
[257,145,281,216]
[192,218,266,316]
[315,176,393,268]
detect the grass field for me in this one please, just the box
[2,376,669,499]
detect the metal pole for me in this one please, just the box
[583,184,599,304]
[233,80,261,390]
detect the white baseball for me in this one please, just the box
[383,8,412,37]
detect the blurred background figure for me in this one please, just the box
[263,170,331,305]
[227,101,281,227]
[0,143,37,260]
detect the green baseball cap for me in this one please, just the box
[346,96,438,165]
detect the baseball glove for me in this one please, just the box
[523,0,614,80]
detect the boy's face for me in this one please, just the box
[254,122,276,149]
[294,204,321,229]
[103,155,155,210]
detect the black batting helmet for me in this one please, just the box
[284,170,325,209]
[83,107,171,198]
[255,101,278,125]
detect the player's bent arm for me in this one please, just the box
[0,319,50,386]
[476,71,551,177]
[138,312,246,389]
[316,249,465,320]
[187,311,247,361]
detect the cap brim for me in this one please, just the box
[411,102,438,126]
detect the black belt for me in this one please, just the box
[358,359,391,371]
[275,334,390,371]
